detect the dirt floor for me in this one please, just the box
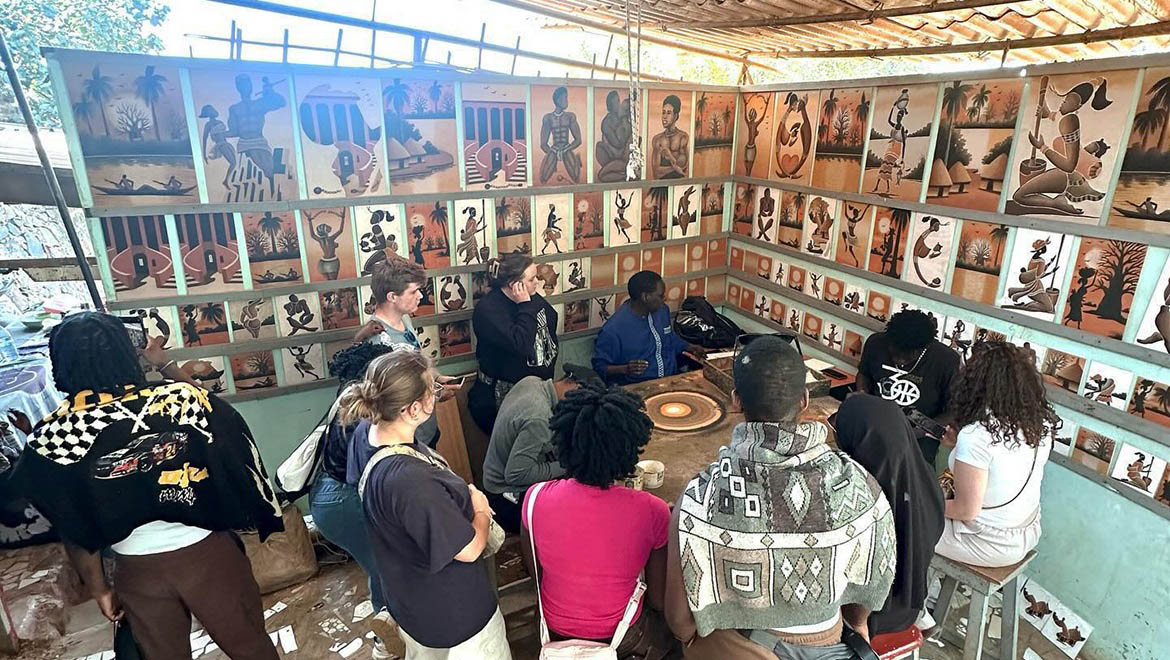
[23,550,1077,660]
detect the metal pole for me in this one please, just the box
[0,31,105,312]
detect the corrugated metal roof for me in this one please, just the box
[500,0,1170,66]
[0,122,72,172]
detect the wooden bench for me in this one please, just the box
[929,550,1037,660]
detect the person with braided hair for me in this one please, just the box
[482,365,601,533]
[936,341,1055,568]
[12,312,282,660]
[520,382,677,659]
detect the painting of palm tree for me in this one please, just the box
[134,65,167,142]
[1114,68,1170,230]
[61,58,196,205]
[940,80,973,165]
[258,212,284,255]
[81,66,114,136]
[429,201,449,250]
[72,98,95,134]
[932,79,1023,213]
[429,80,443,112]
[991,224,1010,263]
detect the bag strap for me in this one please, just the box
[358,446,401,501]
[983,443,1039,511]
[525,481,553,646]
[525,481,646,649]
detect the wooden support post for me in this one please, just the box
[477,23,486,70]
[369,0,378,67]
[421,37,430,62]
[613,58,618,80]
[235,28,243,60]
[446,50,453,65]
[333,28,343,66]
[229,19,236,59]
[282,28,289,63]
[510,35,520,75]
[590,53,597,79]
[413,36,424,64]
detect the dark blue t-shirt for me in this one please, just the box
[361,441,497,647]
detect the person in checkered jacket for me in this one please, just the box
[11,312,283,660]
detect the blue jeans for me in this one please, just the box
[309,475,387,612]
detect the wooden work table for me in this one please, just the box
[625,370,842,506]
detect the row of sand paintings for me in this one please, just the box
[1062,423,1170,509]
[130,271,731,397]
[97,182,726,301]
[119,235,725,359]
[734,67,1170,231]
[731,181,1170,354]
[54,54,734,208]
[727,255,1170,439]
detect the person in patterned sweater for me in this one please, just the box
[664,335,896,659]
[12,312,282,660]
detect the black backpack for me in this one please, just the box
[674,295,742,349]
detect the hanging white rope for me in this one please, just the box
[625,0,644,181]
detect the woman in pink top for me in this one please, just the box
[521,384,677,659]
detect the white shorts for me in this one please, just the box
[934,514,1042,568]
[399,607,512,660]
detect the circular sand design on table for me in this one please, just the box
[644,391,724,433]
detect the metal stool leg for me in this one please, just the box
[963,590,990,660]
[1000,578,1020,660]
[931,576,959,633]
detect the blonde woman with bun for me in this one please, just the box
[339,351,511,659]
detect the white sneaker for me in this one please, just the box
[369,610,398,647]
[371,637,395,660]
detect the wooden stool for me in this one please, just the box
[871,626,923,659]
[929,551,1037,660]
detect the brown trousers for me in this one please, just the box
[114,531,278,660]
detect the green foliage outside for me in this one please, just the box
[1,0,170,128]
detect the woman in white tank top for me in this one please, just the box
[936,342,1057,568]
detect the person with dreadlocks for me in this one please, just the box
[520,382,677,659]
[857,309,960,466]
[306,341,397,659]
[11,312,282,660]
[936,341,1055,568]
[483,364,601,533]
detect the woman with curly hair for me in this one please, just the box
[520,384,676,659]
[937,341,1058,567]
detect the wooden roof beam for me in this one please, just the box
[745,19,1170,57]
[653,0,1024,29]
[482,0,785,73]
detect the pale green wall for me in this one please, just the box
[727,308,1170,660]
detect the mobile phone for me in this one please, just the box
[904,408,946,440]
[120,316,148,349]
